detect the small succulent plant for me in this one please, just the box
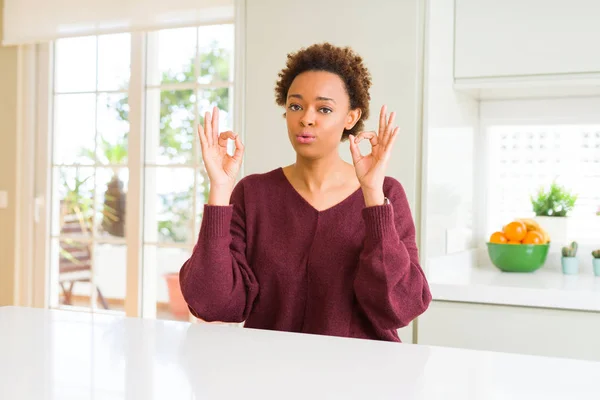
[592,250,600,259]
[562,241,578,257]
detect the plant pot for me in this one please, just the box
[561,257,579,275]
[593,259,600,277]
[164,273,189,318]
[534,216,572,251]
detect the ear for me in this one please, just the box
[345,108,362,130]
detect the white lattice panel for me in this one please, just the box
[486,125,600,242]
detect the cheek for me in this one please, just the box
[324,113,349,131]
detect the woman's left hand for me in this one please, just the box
[349,105,399,206]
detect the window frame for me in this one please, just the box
[478,98,600,249]
[30,13,245,318]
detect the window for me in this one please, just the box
[50,33,131,313]
[486,125,600,244]
[47,24,235,320]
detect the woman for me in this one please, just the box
[180,43,431,342]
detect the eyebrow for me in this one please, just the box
[287,94,336,104]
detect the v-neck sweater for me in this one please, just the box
[179,167,431,342]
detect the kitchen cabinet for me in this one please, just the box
[454,0,600,81]
[418,300,600,361]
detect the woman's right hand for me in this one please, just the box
[197,106,244,204]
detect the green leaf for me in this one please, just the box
[530,181,578,217]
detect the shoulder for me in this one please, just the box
[383,176,413,213]
[383,176,407,199]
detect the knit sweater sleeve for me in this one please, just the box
[354,178,432,331]
[179,180,259,323]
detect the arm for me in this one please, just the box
[354,179,432,331]
[179,181,259,323]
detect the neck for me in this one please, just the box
[290,152,350,192]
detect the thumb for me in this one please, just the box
[348,134,361,165]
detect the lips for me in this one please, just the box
[296,132,316,144]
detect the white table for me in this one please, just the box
[1,306,599,399]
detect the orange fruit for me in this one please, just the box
[522,231,544,244]
[489,231,508,244]
[503,221,527,242]
[507,240,522,244]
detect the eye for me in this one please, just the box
[319,107,333,114]
[288,104,302,111]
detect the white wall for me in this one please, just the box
[423,0,479,261]
[0,1,19,306]
[242,0,425,214]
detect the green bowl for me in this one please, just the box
[486,242,550,272]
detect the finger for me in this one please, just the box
[204,112,213,146]
[232,134,245,162]
[383,127,400,159]
[218,131,237,148]
[197,123,207,150]
[212,106,219,144]
[354,131,378,145]
[379,105,387,137]
[348,134,362,165]
[383,112,396,148]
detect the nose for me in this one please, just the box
[300,108,316,127]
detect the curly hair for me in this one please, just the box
[274,43,372,141]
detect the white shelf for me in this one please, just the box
[428,263,600,312]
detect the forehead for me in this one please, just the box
[288,70,348,102]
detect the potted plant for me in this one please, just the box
[561,241,579,275]
[81,134,127,237]
[592,250,600,277]
[531,182,577,249]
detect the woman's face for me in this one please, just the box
[285,70,361,160]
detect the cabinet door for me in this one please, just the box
[454,0,600,79]
[418,301,600,361]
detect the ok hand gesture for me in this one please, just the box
[197,106,244,194]
[348,105,399,199]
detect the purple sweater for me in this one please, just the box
[179,167,431,342]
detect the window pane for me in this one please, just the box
[147,27,197,86]
[96,168,128,239]
[145,89,195,165]
[52,239,93,309]
[93,243,127,313]
[487,125,600,243]
[54,94,96,165]
[97,93,129,165]
[52,167,95,237]
[144,167,194,244]
[195,167,210,232]
[55,37,97,93]
[198,88,232,131]
[51,239,126,313]
[144,245,193,321]
[98,33,131,91]
[197,24,234,84]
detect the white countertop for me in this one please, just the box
[428,263,600,312]
[1,306,600,399]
